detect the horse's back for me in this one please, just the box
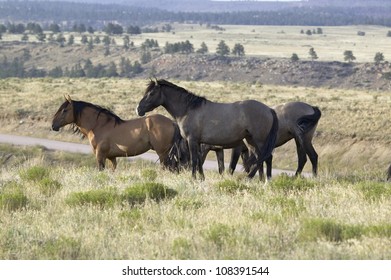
[274,101,320,145]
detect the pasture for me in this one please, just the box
[2,24,391,63]
[0,77,390,259]
[1,144,391,259]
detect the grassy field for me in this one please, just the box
[1,144,391,259]
[0,77,390,259]
[3,24,391,62]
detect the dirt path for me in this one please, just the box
[0,133,299,176]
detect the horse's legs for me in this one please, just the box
[215,148,225,175]
[229,145,242,175]
[243,137,263,179]
[95,144,109,171]
[294,138,307,176]
[265,155,273,180]
[108,157,117,171]
[200,144,212,168]
[303,137,318,176]
[96,153,106,171]
[188,139,204,180]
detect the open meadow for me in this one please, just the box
[3,24,391,64]
[0,77,390,259]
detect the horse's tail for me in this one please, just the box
[165,123,189,172]
[247,108,279,178]
[295,106,321,147]
[257,108,279,163]
[387,164,391,181]
[297,106,322,134]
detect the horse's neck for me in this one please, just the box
[75,107,102,135]
[162,88,191,119]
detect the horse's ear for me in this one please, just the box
[64,94,72,103]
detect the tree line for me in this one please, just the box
[1,1,391,28]
[0,56,143,79]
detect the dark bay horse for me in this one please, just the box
[202,101,321,178]
[137,79,278,180]
[51,95,181,171]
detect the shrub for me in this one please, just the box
[65,188,119,208]
[20,166,50,182]
[0,188,28,211]
[122,182,177,205]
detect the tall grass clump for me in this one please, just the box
[122,182,177,205]
[0,181,28,211]
[215,179,249,194]
[271,174,317,193]
[20,166,49,182]
[299,218,363,242]
[19,165,62,196]
[36,236,82,260]
[140,168,158,181]
[355,181,391,202]
[202,223,235,249]
[65,188,119,208]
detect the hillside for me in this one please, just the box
[1,42,390,91]
[147,54,391,91]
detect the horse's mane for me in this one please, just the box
[71,100,125,126]
[147,79,207,109]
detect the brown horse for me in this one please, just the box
[202,101,321,178]
[137,79,278,180]
[51,96,181,171]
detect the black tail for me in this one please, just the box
[297,106,322,134]
[247,108,279,178]
[387,164,391,181]
[165,123,190,172]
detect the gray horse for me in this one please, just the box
[202,101,321,178]
[137,79,278,180]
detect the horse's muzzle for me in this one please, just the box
[51,125,60,131]
[136,105,145,117]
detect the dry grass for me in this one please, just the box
[3,24,391,62]
[0,146,390,260]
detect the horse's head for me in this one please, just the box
[137,79,164,116]
[51,95,75,131]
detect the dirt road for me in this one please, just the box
[0,133,298,176]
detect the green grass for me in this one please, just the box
[65,188,120,208]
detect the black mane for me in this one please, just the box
[147,79,207,109]
[71,100,125,125]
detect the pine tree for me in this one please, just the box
[309,48,318,61]
[216,40,230,57]
[343,50,356,63]
[232,43,245,56]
